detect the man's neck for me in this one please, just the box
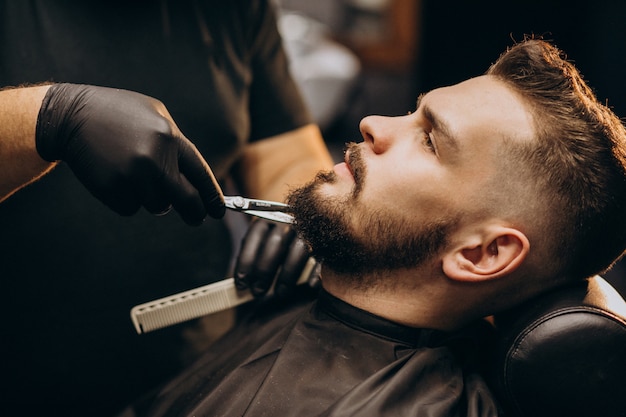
[320,268,467,331]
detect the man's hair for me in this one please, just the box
[487,39,626,280]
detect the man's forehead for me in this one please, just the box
[418,75,535,145]
[418,75,504,105]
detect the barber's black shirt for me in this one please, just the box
[122,290,499,417]
[0,1,310,416]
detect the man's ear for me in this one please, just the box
[442,226,530,282]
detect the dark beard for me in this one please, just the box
[287,159,457,280]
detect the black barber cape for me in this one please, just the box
[122,290,499,417]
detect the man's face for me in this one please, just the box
[288,75,535,278]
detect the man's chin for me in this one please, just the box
[288,169,348,206]
[317,181,355,202]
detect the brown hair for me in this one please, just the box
[487,39,626,279]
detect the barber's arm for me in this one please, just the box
[232,124,334,297]
[234,124,332,201]
[0,83,225,225]
[0,85,56,203]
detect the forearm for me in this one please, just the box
[234,124,335,201]
[0,85,56,202]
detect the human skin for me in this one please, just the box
[302,75,536,329]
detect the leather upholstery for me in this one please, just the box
[489,276,626,417]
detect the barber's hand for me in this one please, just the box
[234,219,321,299]
[35,83,224,225]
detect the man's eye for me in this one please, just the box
[423,132,435,152]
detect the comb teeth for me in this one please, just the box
[130,258,317,333]
[130,278,253,334]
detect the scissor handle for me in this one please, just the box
[225,196,289,211]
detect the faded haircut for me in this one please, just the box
[487,38,626,279]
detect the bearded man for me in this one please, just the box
[119,39,626,417]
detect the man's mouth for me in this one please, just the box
[347,143,363,178]
[332,143,358,181]
[344,149,355,178]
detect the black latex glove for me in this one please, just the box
[35,83,224,225]
[234,219,321,298]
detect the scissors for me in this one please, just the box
[224,196,294,224]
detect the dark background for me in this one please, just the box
[419,0,626,118]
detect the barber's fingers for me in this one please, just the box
[234,220,319,299]
[235,220,299,297]
[306,262,322,291]
[130,165,173,216]
[166,173,210,226]
[132,160,206,225]
[177,139,225,219]
[274,238,312,298]
[143,139,224,225]
[250,223,293,296]
[235,220,271,290]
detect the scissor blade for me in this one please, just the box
[243,210,294,224]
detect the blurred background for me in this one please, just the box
[274,0,626,294]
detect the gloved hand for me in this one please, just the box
[35,83,224,225]
[234,219,321,298]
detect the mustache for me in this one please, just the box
[346,142,365,195]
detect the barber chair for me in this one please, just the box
[489,275,626,417]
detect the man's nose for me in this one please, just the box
[359,115,396,154]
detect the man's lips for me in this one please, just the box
[332,161,353,179]
[333,149,355,180]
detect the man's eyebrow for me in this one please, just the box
[416,93,459,154]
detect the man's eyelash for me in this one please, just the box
[423,132,436,152]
